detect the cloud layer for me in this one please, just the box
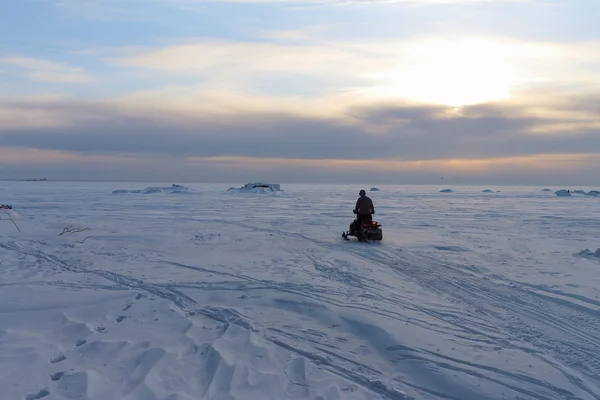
[2,87,599,183]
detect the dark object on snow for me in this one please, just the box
[172,184,184,188]
[1,205,12,210]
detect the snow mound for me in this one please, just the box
[370,187,380,191]
[112,184,192,195]
[439,189,453,193]
[227,182,282,194]
[586,190,600,196]
[555,189,571,197]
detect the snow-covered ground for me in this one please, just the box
[2,182,600,400]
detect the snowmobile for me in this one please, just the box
[342,214,383,242]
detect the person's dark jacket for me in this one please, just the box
[354,195,374,215]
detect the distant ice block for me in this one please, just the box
[542,188,552,192]
[555,189,571,196]
[587,190,600,196]
[227,182,282,193]
[439,189,453,193]
[370,187,380,191]
[482,189,494,193]
[577,248,600,259]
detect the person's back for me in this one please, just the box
[355,190,374,215]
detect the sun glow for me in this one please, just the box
[365,38,519,107]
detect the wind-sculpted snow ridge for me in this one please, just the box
[2,182,600,399]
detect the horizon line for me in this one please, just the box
[0,179,598,188]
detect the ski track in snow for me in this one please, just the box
[2,182,600,400]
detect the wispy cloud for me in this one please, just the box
[45,0,536,27]
[0,57,92,83]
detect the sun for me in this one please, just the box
[365,37,519,107]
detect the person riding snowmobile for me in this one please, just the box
[350,189,375,235]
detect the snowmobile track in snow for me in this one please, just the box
[188,220,600,398]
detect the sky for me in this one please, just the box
[1,0,599,184]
